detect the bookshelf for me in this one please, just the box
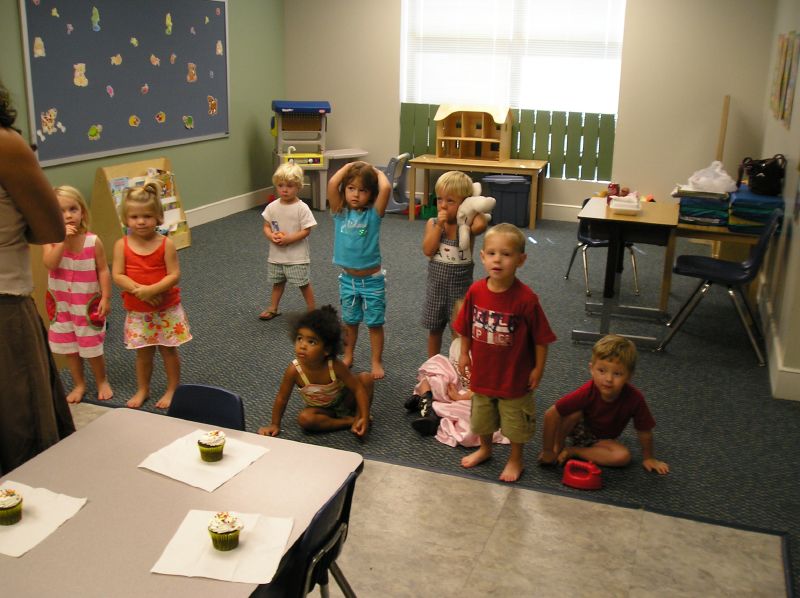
[91,157,191,255]
[434,104,512,161]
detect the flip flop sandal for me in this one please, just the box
[259,310,281,321]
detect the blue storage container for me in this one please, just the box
[482,175,530,227]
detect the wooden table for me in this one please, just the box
[0,409,362,597]
[572,198,679,348]
[407,155,548,229]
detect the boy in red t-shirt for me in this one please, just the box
[538,334,669,474]
[453,223,556,482]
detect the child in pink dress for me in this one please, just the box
[111,180,191,409]
[258,305,372,439]
[43,185,113,403]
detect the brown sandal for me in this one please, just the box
[258,310,281,321]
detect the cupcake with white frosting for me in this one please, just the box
[0,488,23,526]
[198,430,226,462]
[208,511,243,551]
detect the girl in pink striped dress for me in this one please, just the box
[43,186,113,403]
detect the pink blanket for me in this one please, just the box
[414,354,509,448]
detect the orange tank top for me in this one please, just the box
[122,236,180,312]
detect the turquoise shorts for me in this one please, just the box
[338,270,386,327]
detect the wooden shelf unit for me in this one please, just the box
[91,157,191,255]
[434,105,512,161]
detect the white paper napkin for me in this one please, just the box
[151,510,293,584]
[138,430,269,492]
[0,480,87,557]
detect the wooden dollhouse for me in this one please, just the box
[434,104,512,161]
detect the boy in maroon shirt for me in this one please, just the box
[454,224,556,482]
[539,334,669,474]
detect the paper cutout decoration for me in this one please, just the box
[73,63,88,87]
[154,111,166,124]
[165,13,173,35]
[207,96,218,116]
[106,85,114,98]
[140,83,149,94]
[40,109,58,134]
[216,41,223,56]
[87,124,102,140]
[33,37,45,57]
[170,53,177,64]
[216,7,220,15]
[33,0,40,5]
[209,70,214,79]
[150,54,161,67]
[91,7,100,31]
[110,54,122,65]
[186,63,197,83]
[182,115,194,129]
[130,37,138,47]
[51,8,59,17]
[66,23,73,34]
[205,16,209,24]
[190,26,196,35]
[128,115,141,127]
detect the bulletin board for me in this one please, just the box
[19,0,229,166]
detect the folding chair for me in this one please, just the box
[565,197,640,296]
[656,209,783,366]
[257,471,359,598]
[166,383,246,430]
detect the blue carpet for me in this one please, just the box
[72,206,799,592]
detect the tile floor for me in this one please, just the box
[69,403,787,597]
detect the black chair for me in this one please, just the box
[656,209,783,366]
[565,197,640,296]
[257,471,359,598]
[166,384,245,430]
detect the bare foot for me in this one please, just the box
[461,446,492,469]
[154,389,175,410]
[66,384,86,404]
[371,361,385,380]
[97,380,114,401]
[538,450,557,466]
[126,390,149,409]
[500,458,525,482]
[556,447,572,466]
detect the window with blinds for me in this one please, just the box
[400,0,626,115]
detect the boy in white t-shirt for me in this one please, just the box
[259,163,317,320]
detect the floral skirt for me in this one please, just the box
[124,303,192,349]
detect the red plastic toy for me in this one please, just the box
[562,459,603,490]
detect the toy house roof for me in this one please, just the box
[433,104,511,124]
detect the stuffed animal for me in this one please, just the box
[457,182,495,251]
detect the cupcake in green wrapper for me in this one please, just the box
[198,430,226,462]
[0,489,23,526]
[208,511,243,551]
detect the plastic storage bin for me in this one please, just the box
[482,175,530,227]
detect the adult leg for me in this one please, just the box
[155,346,180,409]
[368,325,385,379]
[427,328,444,358]
[128,345,156,408]
[299,283,315,311]
[87,354,113,401]
[64,352,86,404]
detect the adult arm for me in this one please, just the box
[0,128,64,244]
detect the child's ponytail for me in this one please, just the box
[120,179,165,224]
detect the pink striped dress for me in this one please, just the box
[47,233,106,358]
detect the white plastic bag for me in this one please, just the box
[685,161,737,193]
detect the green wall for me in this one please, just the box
[0,1,284,211]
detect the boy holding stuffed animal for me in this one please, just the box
[421,171,493,357]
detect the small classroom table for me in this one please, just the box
[407,154,548,229]
[571,198,679,348]
[0,408,362,597]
